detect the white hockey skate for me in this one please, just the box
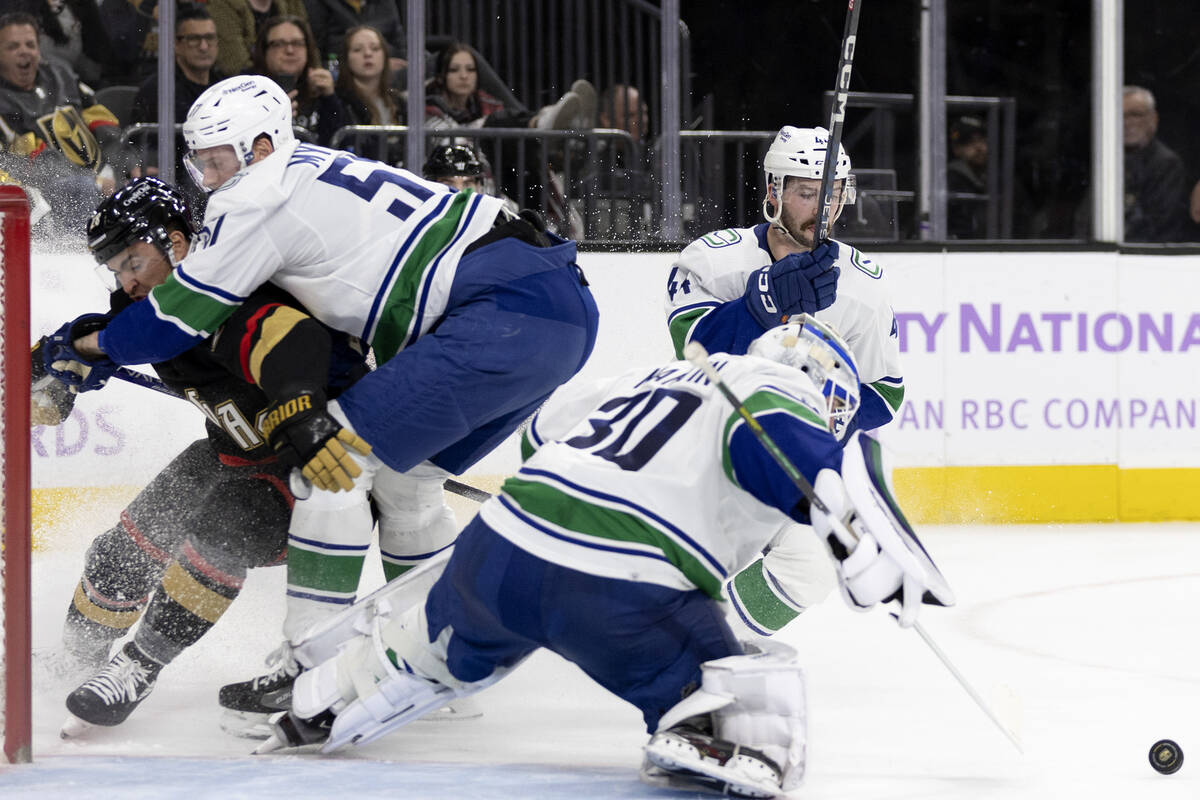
[641,721,783,799]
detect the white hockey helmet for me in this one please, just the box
[748,315,860,440]
[762,126,856,228]
[182,75,294,186]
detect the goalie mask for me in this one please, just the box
[762,125,856,232]
[87,177,194,268]
[182,75,294,190]
[748,315,860,439]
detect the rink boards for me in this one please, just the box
[29,246,1200,531]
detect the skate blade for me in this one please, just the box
[220,709,275,740]
[60,714,96,740]
[252,730,289,755]
[643,746,779,799]
[415,698,483,722]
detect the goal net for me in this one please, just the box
[0,183,32,764]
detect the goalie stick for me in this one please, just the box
[37,365,495,505]
[814,0,863,248]
[683,341,1023,754]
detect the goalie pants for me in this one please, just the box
[336,234,599,475]
[66,439,292,665]
[424,516,743,732]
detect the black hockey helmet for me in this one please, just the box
[422,145,484,181]
[87,177,194,265]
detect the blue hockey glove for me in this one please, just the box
[743,242,840,329]
[43,314,117,393]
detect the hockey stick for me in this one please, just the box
[40,364,495,504]
[683,341,1023,754]
[814,0,863,248]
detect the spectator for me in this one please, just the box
[9,0,112,88]
[302,0,405,76]
[333,25,401,163]
[131,5,225,126]
[128,4,224,211]
[425,42,591,133]
[251,15,345,146]
[597,83,648,143]
[1123,85,1189,243]
[425,42,584,237]
[947,115,989,239]
[0,12,126,234]
[580,83,653,239]
[207,0,308,78]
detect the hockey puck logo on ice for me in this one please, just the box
[1149,739,1183,774]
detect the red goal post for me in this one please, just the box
[0,183,32,764]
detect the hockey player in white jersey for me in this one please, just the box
[257,317,953,799]
[666,126,905,639]
[47,74,599,733]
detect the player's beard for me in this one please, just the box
[778,203,818,250]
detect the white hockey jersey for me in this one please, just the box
[137,140,506,363]
[480,354,843,599]
[664,224,904,427]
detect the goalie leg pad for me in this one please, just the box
[651,641,806,792]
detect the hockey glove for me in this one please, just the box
[42,314,118,393]
[810,467,953,628]
[261,391,372,492]
[30,337,77,425]
[743,243,840,329]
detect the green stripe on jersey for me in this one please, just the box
[152,271,239,335]
[668,308,710,359]
[721,390,826,487]
[869,378,905,412]
[371,191,472,363]
[730,557,802,633]
[286,546,365,593]
[503,476,724,598]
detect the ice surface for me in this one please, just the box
[4,510,1200,799]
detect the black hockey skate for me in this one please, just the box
[219,644,302,739]
[61,642,163,737]
[641,718,783,799]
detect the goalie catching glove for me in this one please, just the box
[260,391,371,492]
[42,314,118,394]
[810,432,955,628]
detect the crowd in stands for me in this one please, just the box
[0,3,650,240]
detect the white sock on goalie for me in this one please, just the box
[641,641,806,797]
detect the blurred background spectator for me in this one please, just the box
[303,0,405,77]
[0,11,127,234]
[208,0,308,77]
[1122,85,1189,243]
[9,0,112,88]
[335,25,402,163]
[947,115,988,239]
[251,15,344,146]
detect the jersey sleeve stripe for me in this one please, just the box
[247,305,307,385]
[502,472,727,597]
[721,389,827,487]
[175,262,249,304]
[867,376,905,412]
[150,271,241,336]
[667,306,714,358]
